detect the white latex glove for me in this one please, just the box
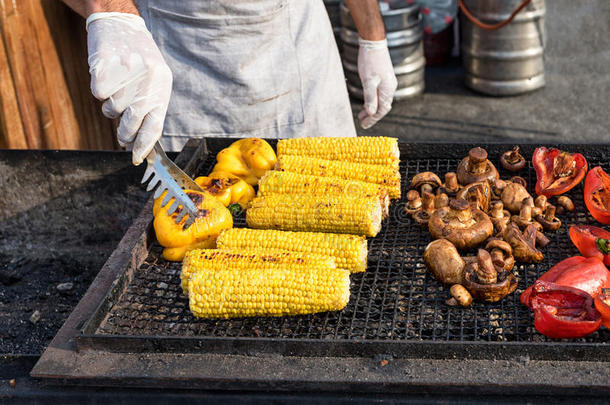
[86,12,172,165]
[357,38,398,129]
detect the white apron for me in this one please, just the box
[134,0,356,151]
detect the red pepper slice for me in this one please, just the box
[533,147,588,197]
[594,288,610,329]
[530,281,602,339]
[584,166,610,225]
[569,225,610,266]
[521,256,610,307]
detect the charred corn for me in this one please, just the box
[217,228,368,273]
[276,136,399,169]
[276,155,401,199]
[188,265,351,319]
[246,194,383,237]
[258,171,390,218]
[181,248,336,294]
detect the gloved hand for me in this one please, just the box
[357,38,398,129]
[86,12,172,165]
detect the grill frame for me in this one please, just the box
[76,139,610,361]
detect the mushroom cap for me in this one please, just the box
[503,223,544,263]
[500,147,526,172]
[501,182,532,213]
[456,150,499,186]
[424,239,465,285]
[463,263,518,302]
[428,206,494,250]
[485,239,512,256]
[411,172,442,190]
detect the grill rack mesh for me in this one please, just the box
[97,144,610,344]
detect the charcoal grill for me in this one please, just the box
[32,139,610,394]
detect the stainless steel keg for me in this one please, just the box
[340,2,425,101]
[460,0,546,96]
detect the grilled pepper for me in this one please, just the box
[529,281,602,339]
[211,138,277,186]
[194,171,255,209]
[521,256,610,307]
[153,190,233,261]
[584,166,610,224]
[569,225,610,266]
[533,147,588,197]
[594,289,610,329]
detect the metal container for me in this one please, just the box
[460,0,546,96]
[340,2,425,100]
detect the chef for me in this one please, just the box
[61,0,398,165]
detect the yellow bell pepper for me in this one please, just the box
[153,189,233,261]
[194,171,255,209]
[211,138,277,186]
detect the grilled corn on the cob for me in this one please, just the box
[276,155,401,199]
[246,194,383,237]
[188,264,351,319]
[181,248,336,294]
[277,136,399,169]
[217,228,368,273]
[258,171,390,217]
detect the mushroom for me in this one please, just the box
[463,249,518,302]
[456,181,492,212]
[500,146,526,172]
[428,199,494,250]
[501,181,532,213]
[457,147,499,186]
[411,172,442,196]
[434,193,449,209]
[533,195,548,217]
[556,196,575,214]
[413,190,435,226]
[491,178,508,201]
[503,223,544,263]
[486,239,515,272]
[535,203,562,231]
[449,284,473,307]
[405,190,422,215]
[439,172,460,196]
[424,239,465,285]
[511,196,541,230]
[510,176,527,188]
[536,230,551,249]
[489,201,510,234]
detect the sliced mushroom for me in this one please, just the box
[450,284,473,307]
[413,190,435,227]
[536,203,562,231]
[500,146,526,172]
[463,249,518,303]
[489,201,510,234]
[424,239,465,285]
[501,182,532,213]
[457,147,499,186]
[503,223,544,263]
[456,181,492,212]
[485,239,515,272]
[428,199,494,250]
[411,172,442,195]
[405,190,422,215]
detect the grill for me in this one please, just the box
[77,141,609,360]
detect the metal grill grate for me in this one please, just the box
[92,143,610,350]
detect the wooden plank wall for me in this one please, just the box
[0,0,116,150]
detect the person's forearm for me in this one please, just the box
[60,0,139,18]
[344,0,385,41]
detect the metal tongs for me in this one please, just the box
[141,142,203,229]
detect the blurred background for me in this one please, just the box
[0,0,608,150]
